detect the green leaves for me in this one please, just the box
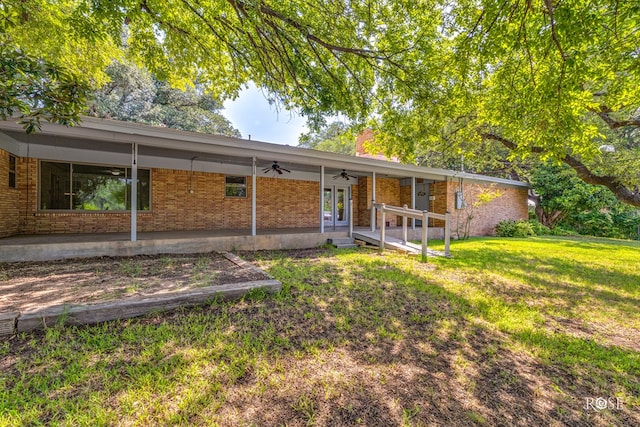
[1,0,638,205]
[0,44,88,132]
[88,61,241,136]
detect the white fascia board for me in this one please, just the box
[0,131,21,155]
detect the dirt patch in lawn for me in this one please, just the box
[0,252,269,313]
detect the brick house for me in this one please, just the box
[0,118,528,248]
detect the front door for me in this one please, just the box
[324,186,349,227]
[415,182,430,226]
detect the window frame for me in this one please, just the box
[8,155,16,188]
[224,175,248,198]
[38,160,152,212]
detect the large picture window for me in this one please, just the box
[225,176,247,197]
[39,161,150,211]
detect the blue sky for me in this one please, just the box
[223,83,309,146]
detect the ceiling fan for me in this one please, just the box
[333,169,358,180]
[263,161,291,175]
[99,168,123,176]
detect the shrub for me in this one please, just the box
[495,219,535,237]
[528,220,551,236]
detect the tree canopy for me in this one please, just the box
[88,61,240,136]
[1,0,639,205]
[298,121,355,155]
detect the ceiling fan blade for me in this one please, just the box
[277,169,283,174]
[281,168,291,173]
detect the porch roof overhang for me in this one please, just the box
[0,117,529,188]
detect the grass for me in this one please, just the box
[1,236,639,426]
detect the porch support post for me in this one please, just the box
[348,193,353,238]
[130,143,138,242]
[320,165,325,233]
[370,171,376,232]
[251,156,257,236]
[411,176,416,230]
[379,204,386,252]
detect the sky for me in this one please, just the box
[223,83,309,146]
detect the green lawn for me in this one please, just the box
[1,236,638,426]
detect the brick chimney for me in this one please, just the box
[355,128,399,162]
[356,128,375,157]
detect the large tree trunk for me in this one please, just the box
[529,191,564,228]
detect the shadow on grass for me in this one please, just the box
[2,247,638,426]
[429,238,640,319]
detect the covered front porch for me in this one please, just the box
[0,118,460,249]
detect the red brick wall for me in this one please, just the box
[357,176,371,226]
[14,161,321,234]
[356,176,401,227]
[0,149,20,237]
[356,129,375,156]
[256,177,319,229]
[398,184,412,225]
[350,184,359,226]
[428,181,449,227]
[447,181,528,237]
[3,154,527,237]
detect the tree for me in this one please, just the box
[298,121,354,155]
[0,44,88,133]
[87,61,240,136]
[531,162,640,239]
[369,1,640,207]
[529,163,617,229]
[2,1,639,207]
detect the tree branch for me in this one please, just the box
[481,132,640,207]
[589,105,640,129]
[543,0,567,61]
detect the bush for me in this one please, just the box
[528,220,550,235]
[495,219,535,237]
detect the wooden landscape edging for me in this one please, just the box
[2,279,281,335]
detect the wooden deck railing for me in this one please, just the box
[373,203,451,260]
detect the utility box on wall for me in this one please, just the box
[455,191,464,209]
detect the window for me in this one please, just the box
[39,161,150,211]
[225,176,247,197]
[8,155,16,188]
